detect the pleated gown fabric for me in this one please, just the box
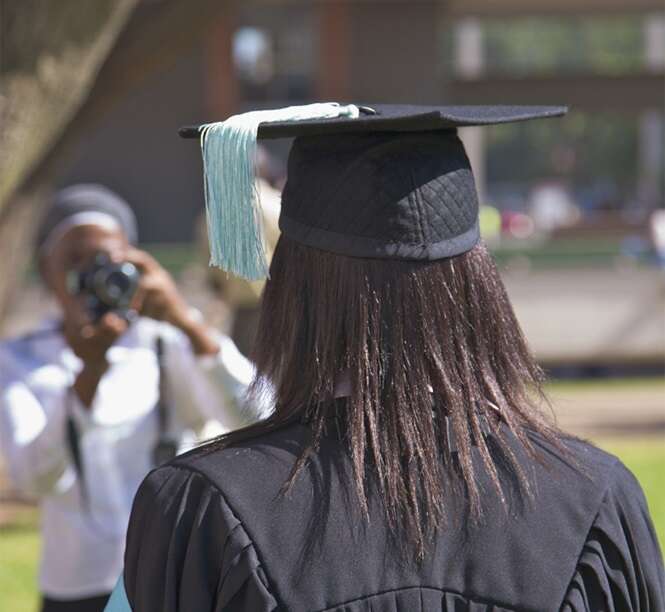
[122,422,664,611]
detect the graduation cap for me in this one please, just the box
[180,103,567,280]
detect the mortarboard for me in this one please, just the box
[180,103,567,280]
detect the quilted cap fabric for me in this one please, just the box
[279,130,480,261]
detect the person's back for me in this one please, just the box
[109,104,664,612]
[124,421,662,611]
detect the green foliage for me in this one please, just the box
[438,15,652,203]
[597,437,665,550]
[485,111,639,195]
[483,16,644,75]
[439,15,645,77]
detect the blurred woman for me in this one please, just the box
[0,185,265,612]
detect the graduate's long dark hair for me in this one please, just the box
[216,236,568,561]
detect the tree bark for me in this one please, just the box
[0,0,139,212]
[0,0,227,325]
[0,0,139,322]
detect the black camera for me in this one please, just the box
[67,253,141,320]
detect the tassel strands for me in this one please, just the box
[200,103,360,280]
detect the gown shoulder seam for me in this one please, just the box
[158,462,285,608]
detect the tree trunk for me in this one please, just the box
[0,0,139,322]
[0,0,138,210]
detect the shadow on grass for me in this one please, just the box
[0,521,39,535]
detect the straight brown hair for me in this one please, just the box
[214,236,570,560]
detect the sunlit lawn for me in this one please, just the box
[596,436,665,546]
[547,376,665,393]
[0,507,40,612]
[1,438,663,612]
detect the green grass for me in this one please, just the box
[1,438,663,611]
[0,508,40,612]
[0,529,40,611]
[490,237,642,269]
[594,437,665,548]
[546,376,665,393]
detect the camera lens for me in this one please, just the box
[94,262,139,307]
[105,265,134,298]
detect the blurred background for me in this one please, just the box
[1,1,663,609]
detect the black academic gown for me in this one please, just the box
[122,422,664,611]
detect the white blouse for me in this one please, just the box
[0,317,268,599]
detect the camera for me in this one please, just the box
[67,253,141,320]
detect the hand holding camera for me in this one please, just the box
[124,248,191,328]
[64,248,195,407]
[127,248,219,355]
[66,248,218,365]
[67,248,189,326]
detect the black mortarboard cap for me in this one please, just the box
[180,104,567,279]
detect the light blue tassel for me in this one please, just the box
[200,102,360,280]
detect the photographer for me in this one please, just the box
[0,184,267,612]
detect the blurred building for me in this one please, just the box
[57,0,664,242]
[47,0,665,369]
